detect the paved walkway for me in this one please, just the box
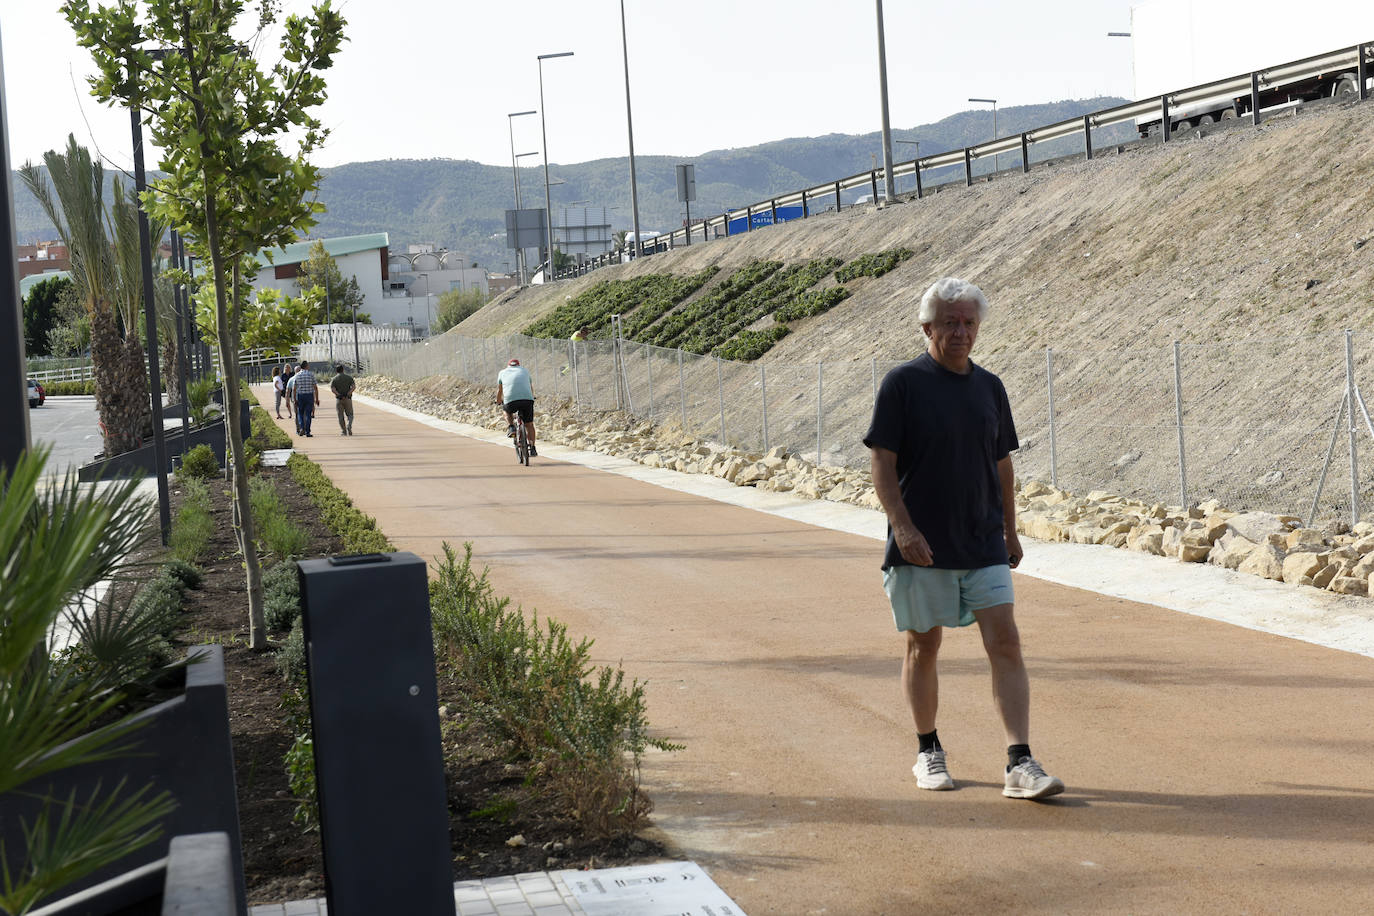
[256,387,1374,915]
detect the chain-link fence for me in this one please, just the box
[368,329,1374,525]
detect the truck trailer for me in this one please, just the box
[1131,0,1374,136]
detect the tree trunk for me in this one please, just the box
[161,333,183,406]
[204,220,266,651]
[88,306,150,456]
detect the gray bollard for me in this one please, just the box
[297,552,455,916]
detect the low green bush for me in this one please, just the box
[178,444,220,481]
[169,477,214,564]
[714,326,791,361]
[43,380,96,396]
[250,405,293,450]
[187,376,217,425]
[286,454,394,555]
[429,542,681,838]
[834,247,913,283]
[161,558,204,590]
[263,560,301,631]
[250,476,309,560]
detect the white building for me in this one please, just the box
[253,232,390,322]
[252,234,493,338]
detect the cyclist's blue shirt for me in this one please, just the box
[498,366,533,402]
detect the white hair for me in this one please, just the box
[918,277,989,323]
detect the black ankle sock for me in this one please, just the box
[1007,744,1031,768]
[918,730,941,754]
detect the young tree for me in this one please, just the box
[20,275,72,358]
[295,239,364,325]
[66,0,347,650]
[433,287,486,333]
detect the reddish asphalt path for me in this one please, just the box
[267,391,1374,915]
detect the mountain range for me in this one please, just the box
[12,97,1130,274]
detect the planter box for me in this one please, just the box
[78,401,251,483]
[0,646,247,914]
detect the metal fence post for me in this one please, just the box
[1347,329,1360,525]
[964,149,973,186]
[716,357,726,443]
[1046,347,1058,489]
[1173,340,1188,507]
[760,364,769,453]
[1021,133,1030,173]
[816,361,824,464]
[646,345,654,421]
[678,348,687,431]
[570,339,581,416]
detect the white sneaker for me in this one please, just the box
[913,749,955,791]
[1003,756,1064,799]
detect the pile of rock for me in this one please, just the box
[358,375,884,511]
[1016,481,1372,596]
[360,375,1371,599]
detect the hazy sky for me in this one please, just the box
[2,0,1139,175]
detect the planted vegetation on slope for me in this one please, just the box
[522,248,912,360]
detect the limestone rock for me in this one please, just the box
[1312,563,1339,589]
[1330,576,1368,596]
[1237,544,1285,581]
[1282,551,1328,585]
[1285,528,1327,551]
[1207,532,1257,570]
[1226,512,1294,544]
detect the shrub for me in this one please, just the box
[714,326,791,361]
[286,454,394,555]
[834,247,913,283]
[169,477,214,564]
[275,620,307,681]
[187,376,217,425]
[178,444,220,481]
[250,404,293,451]
[161,558,204,590]
[429,542,680,837]
[44,380,96,396]
[250,476,309,559]
[263,561,301,631]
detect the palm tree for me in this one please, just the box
[20,137,158,458]
[0,448,174,914]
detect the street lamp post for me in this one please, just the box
[875,0,897,203]
[507,110,537,286]
[131,99,172,546]
[969,97,999,174]
[618,1,642,259]
[537,51,574,282]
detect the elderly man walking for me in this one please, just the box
[864,277,1063,800]
[293,360,320,437]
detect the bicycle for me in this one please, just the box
[513,416,531,466]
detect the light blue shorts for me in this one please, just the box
[883,564,1014,633]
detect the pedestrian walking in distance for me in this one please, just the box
[292,360,320,437]
[864,277,1063,800]
[331,363,356,435]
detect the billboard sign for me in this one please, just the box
[505,209,548,250]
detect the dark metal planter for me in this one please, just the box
[0,646,247,915]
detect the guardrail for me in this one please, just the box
[554,41,1372,281]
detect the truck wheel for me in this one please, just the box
[1197,114,1216,125]
[1174,118,1193,131]
[1333,76,1357,98]
[1220,108,1237,120]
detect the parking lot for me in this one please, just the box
[27,395,101,478]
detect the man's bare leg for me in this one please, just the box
[971,603,1029,745]
[903,627,942,734]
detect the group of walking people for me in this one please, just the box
[272,361,356,437]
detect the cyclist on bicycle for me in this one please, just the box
[497,358,537,457]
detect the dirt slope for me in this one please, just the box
[456,99,1374,516]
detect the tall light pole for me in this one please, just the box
[507,110,537,286]
[970,97,999,174]
[537,51,574,281]
[618,1,642,258]
[875,0,896,203]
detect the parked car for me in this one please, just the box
[27,378,45,408]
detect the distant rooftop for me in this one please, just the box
[258,232,389,267]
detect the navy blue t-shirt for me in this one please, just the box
[863,352,1018,570]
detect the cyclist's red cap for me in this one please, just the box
[507,358,520,366]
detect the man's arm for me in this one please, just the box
[870,446,933,566]
[998,454,1022,569]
